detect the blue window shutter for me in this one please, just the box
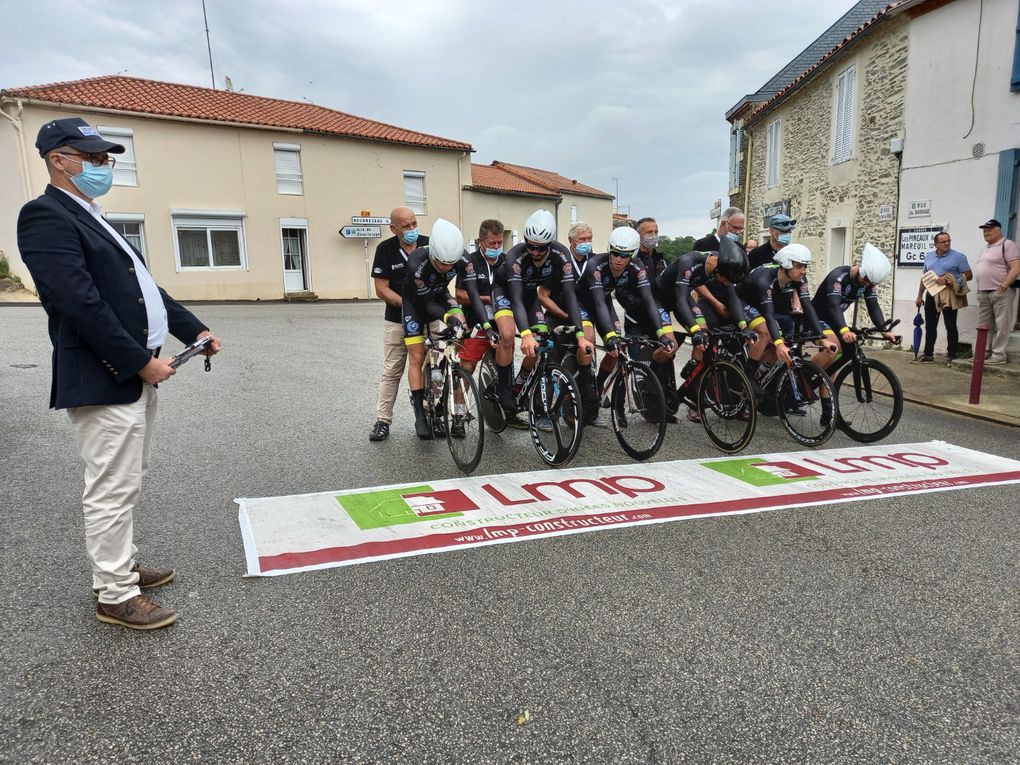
[995,149,1020,240]
[1013,3,1020,92]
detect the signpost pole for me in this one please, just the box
[365,239,371,299]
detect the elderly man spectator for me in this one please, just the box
[748,214,796,269]
[913,232,971,363]
[17,117,221,630]
[974,218,1020,365]
[368,207,429,440]
[693,207,746,253]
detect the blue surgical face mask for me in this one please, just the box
[725,231,741,242]
[62,157,114,198]
[483,247,502,260]
[575,242,593,256]
[401,228,419,245]
[777,233,793,245]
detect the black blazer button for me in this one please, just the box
[137,298,144,304]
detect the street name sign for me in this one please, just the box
[352,216,391,225]
[341,226,381,239]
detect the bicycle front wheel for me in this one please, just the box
[833,358,903,442]
[775,360,836,447]
[528,362,583,467]
[697,359,757,454]
[477,353,507,433]
[444,366,484,474]
[611,361,667,461]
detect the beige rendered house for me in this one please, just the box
[463,161,614,251]
[0,75,472,301]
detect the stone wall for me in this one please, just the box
[741,15,909,318]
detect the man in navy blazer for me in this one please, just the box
[17,117,221,630]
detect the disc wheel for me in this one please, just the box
[697,359,757,454]
[610,361,667,461]
[477,353,507,433]
[444,366,484,474]
[833,358,903,443]
[775,360,836,447]
[528,362,583,467]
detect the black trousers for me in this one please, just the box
[922,292,958,359]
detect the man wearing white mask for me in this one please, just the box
[693,207,746,253]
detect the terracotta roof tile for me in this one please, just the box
[2,75,472,152]
[493,161,613,199]
[470,164,557,197]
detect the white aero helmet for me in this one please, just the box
[608,226,641,254]
[524,209,556,244]
[859,243,891,284]
[775,242,812,269]
[429,218,465,264]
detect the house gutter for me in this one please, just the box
[0,98,32,203]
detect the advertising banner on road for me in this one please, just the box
[236,442,1020,576]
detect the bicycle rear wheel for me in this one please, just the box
[775,360,836,447]
[697,359,757,454]
[833,358,903,442]
[477,353,507,433]
[444,366,484,474]
[528,362,582,467]
[611,361,667,461]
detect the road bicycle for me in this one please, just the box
[419,325,484,474]
[831,319,903,443]
[478,326,583,467]
[673,326,758,454]
[754,331,837,447]
[561,335,668,461]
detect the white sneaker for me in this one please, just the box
[986,354,1007,366]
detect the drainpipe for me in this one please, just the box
[0,98,32,203]
[742,126,753,224]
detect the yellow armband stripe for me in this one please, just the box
[656,326,671,337]
[494,309,514,320]
[773,338,785,346]
[748,316,766,330]
[404,335,425,346]
[520,329,533,337]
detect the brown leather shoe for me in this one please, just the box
[96,595,177,630]
[93,562,175,598]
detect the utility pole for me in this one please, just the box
[611,177,621,213]
[202,0,216,89]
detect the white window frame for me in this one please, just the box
[766,118,780,189]
[279,217,312,290]
[403,171,426,214]
[570,204,578,224]
[274,143,303,195]
[170,210,247,272]
[106,213,146,256]
[833,64,856,164]
[97,126,137,186]
[729,125,744,190]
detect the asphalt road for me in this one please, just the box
[1,302,1017,764]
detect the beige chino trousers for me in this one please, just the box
[67,384,156,604]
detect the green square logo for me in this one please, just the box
[338,485,467,530]
[702,458,821,487]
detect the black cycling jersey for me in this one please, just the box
[455,249,502,328]
[657,252,745,332]
[401,246,463,341]
[617,249,670,332]
[547,251,594,317]
[736,264,825,342]
[492,241,584,333]
[581,252,663,340]
[811,265,885,334]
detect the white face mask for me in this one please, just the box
[641,235,658,250]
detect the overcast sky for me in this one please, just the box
[3,0,857,237]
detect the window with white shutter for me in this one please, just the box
[833,65,856,164]
[403,171,426,214]
[570,205,578,224]
[766,119,780,189]
[274,143,303,195]
[107,214,146,255]
[729,125,745,190]
[97,126,137,186]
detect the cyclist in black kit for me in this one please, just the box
[489,209,594,410]
[811,243,897,374]
[402,218,475,439]
[455,219,506,376]
[734,244,839,371]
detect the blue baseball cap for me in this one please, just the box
[35,117,125,157]
[768,214,796,232]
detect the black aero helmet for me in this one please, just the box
[715,236,749,282]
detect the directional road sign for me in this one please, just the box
[352,216,391,225]
[340,226,382,239]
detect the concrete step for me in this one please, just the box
[1006,330,1020,355]
[283,291,319,302]
[947,355,1020,379]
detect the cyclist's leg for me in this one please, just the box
[403,304,431,438]
[491,287,519,409]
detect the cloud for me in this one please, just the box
[2,0,857,236]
